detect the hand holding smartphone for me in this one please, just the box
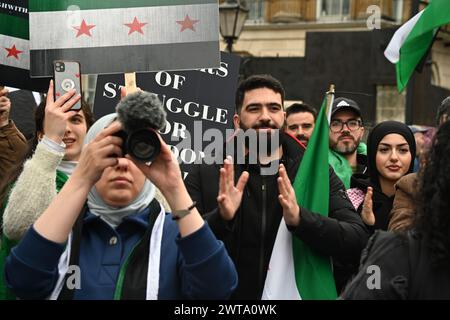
[53,61,82,111]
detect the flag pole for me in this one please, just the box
[325,84,335,124]
[124,72,138,94]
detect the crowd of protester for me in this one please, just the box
[1,74,450,300]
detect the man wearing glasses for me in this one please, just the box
[328,97,367,189]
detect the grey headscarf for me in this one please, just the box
[83,113,155,228]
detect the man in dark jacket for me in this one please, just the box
[0,88,29,207]
[185,74,369,299]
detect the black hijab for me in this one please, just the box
[367,121,416,189]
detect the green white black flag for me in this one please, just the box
[384,0,450,92]
[29,0,220,77]
[0,0,48,90]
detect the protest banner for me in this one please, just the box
[94,52,241,178]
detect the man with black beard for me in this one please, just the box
[328,97,367,189]
[185,75,368,299]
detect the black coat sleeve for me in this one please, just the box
[339,231,410,300]
[184,164,234,240]
[289,167,370,260]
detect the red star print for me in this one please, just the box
[5,44,23,59]
[125,17,148,35]
[73,19,96,37]
[176,14,199,32]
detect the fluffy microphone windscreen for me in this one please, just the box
[116,91,166,132]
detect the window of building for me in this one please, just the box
[246,0,265,23]
[317,0,350,21]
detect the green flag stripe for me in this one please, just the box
[113,243,136,300]
[0,13,28,40]
[29,0,216,12]
[292,97,337,300]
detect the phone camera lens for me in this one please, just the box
[61,79,75,92]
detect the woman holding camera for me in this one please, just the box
[4,109,237,300]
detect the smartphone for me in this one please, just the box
[53,60,82,111]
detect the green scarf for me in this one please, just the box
[328,143,367,189]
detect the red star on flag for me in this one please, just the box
[5,44,23,59]
[125,17,148,35]
[176,14,199,32]
[73,19,96,37]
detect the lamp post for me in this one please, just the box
[219,0,249,53]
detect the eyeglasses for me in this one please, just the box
[330,119,362,133]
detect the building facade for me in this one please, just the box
[221,0,450,126]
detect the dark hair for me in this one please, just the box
[415,121,450,266]
[436,96,450,125]
[235,74,285,114]
[31,98,95,152]
[286,103,317,121]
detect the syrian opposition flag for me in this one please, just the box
[0,0,48,90]
[384,0,450,92]
[0,1,29,70]
[262,96,337,300]
[29,0,220,77]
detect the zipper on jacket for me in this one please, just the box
[259,178,267,293]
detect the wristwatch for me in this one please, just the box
[172,202,197,221]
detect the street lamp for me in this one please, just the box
[219,0,249,53]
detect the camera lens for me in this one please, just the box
[127,129,160,162]
[133,141,155,158]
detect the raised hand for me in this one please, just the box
[72,121,123,186]
[43,80,81,144]
[361,186,375,226]
[278,164,300,226]
[131,134,185,199]
[215,156,249,221]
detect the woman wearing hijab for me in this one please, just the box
[347,121,415,232]
[4,98,237,299]
[341,121,450,299]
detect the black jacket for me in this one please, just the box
[341,230,450,300]
[185,133,369,299]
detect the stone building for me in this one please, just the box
[220,0,450,126]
